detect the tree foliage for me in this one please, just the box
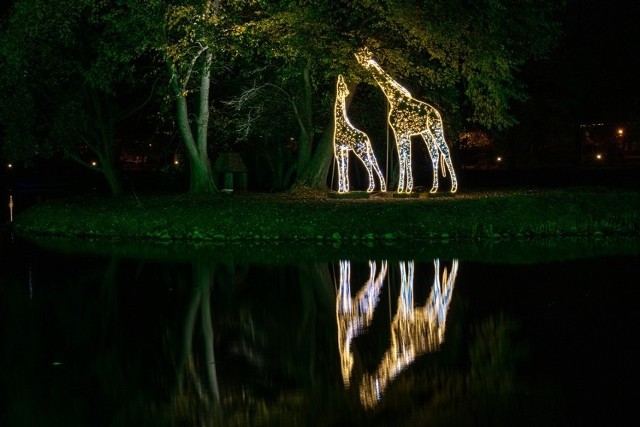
[0,0,145,195]
[225,0,563,189]
[1,0,565,193]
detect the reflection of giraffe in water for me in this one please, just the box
[336,260,388,386]
[355,48,458,194]
[359,259,459,408]
[333,74,387,193]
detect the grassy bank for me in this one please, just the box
[11,187,640,243]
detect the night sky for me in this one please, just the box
[550,0,640,123]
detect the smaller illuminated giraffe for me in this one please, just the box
[336,260,388,386]
[355,48,457,194]
[359,259,459,408]
[333,74,387,193]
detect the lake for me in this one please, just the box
[2,230,639,426]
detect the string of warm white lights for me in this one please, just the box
[333,74,387,193]
[355,48,458,194]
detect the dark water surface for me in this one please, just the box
[1,232,639,427]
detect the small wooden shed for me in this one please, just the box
[214,152,248,193]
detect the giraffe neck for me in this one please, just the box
[368,61,410,107]
[335,96,352,126]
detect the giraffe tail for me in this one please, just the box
[440,155,446,177]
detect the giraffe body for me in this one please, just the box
[356,49,458,193]
[333,74,386,193]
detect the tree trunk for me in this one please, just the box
[192,50,216,194]
[292,123,333,190]
[91,88,122,196]
[295,61,314,177]
[297,263,336,385]
[169,51,217,194]
[189,156,215,193]
[100,154,122,196]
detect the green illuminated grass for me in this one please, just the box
[11,187,640,243]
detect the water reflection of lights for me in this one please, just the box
[8,194,14,222]
[336,259,459,408]
[336,260,387,386]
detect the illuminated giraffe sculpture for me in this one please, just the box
[336,260,388,386]
[355,48,457,193]
[359,259,459,408]
[333,74,387,193]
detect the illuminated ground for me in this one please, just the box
[10,187,640,244]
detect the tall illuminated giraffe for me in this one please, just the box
[359,259,459,408]
[333,74,387,193]
[336,260,388,386]
[355,48,458,194]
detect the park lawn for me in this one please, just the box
[11,187,640,243]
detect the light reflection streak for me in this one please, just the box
[336,259,459,408]
[8,194,14,222]
[336,260,388,386]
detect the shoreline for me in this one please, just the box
[10,187,640,243]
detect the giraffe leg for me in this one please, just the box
[334,149,341,192]
[368,145,387,192]
[353,141,376,192]
[336,147,348,193]
[396,133,412,193]
[432,124,458,193]
[397,147,406,193]
[435,139,457,193]
[362,143,387,192]
[342,148,350,192]
[404,141,413,193]
[421,131,439,193]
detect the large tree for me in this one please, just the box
[0,0,131,195]
[1,0,258,195]
[230,0,564,190]
[228,0,380,190]
[98,0,265,194]
[1,0,565,194]
[162,1,222,193]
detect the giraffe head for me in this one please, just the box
[354,47,374,68]
[336,74,349,99]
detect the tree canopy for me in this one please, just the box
[1,0,565,193]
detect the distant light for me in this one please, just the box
[7,163,12,169]
[174,160,179,165]
[496,156,502,162]
[148,143,152,147]
[91,161,97,167]
[596,153,602,160]
[617,128,624,136]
